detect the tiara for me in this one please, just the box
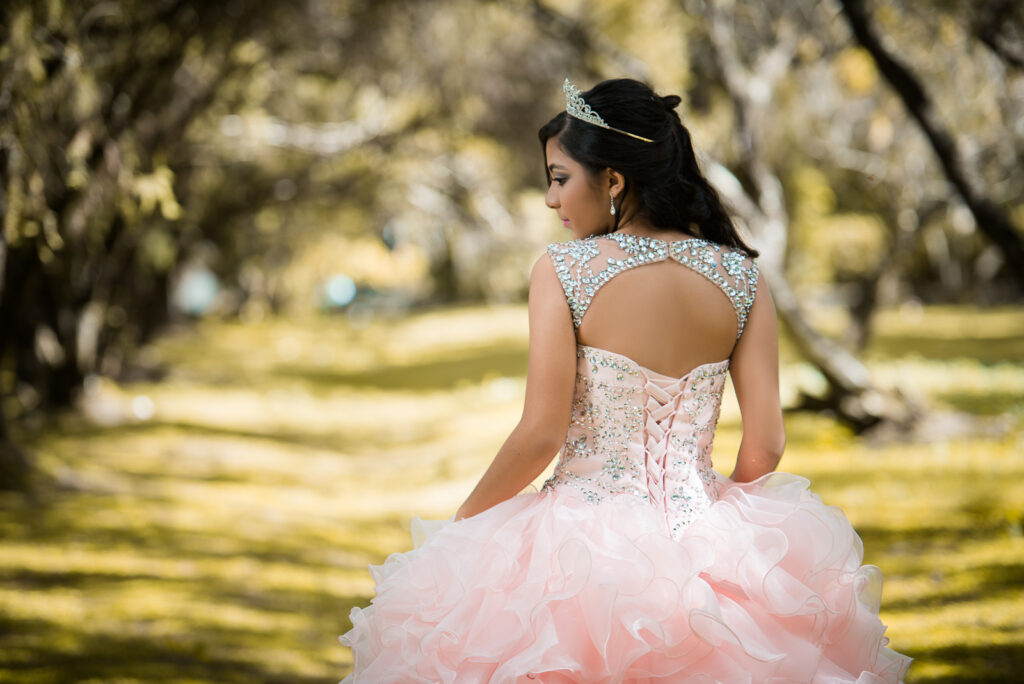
[562,78,654,143]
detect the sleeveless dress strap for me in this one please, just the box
[667,239,759,338]
[546,235,759,338]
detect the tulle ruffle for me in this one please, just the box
[340,472,911,683]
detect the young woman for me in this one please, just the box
[340,78,912,683]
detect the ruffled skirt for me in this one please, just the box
[339,473,912,683]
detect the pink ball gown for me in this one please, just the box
[339,234,912,683]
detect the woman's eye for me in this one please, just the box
[553,177,568,186]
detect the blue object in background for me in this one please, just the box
[325,274,357,308]
[173,265,220,316]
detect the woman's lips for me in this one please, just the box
[562,219,569,227]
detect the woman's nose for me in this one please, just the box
[545,186,558,208]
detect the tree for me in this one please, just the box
[0,0,313,488]
[838,0,1024,289]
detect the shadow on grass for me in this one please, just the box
[866,334,1024,365]
[1,567,369,623]
[855,521,1011,552]
[0,499,406,567]
[272,342,527,392]
[906,642,1024,683]
[937,390,1024,416]
[0,537,369,681]
[0,614,350,684]
[20,416,432,458]
[885,561,1024,612]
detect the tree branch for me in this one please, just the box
[838,0,1024,289]
[971,0,1024,71]
[703,0,919,432]
[525,0,653,82]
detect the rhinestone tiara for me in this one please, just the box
[562,78,654,143]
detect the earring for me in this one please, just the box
[609,194,616,216]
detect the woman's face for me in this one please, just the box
[545,137,612,240]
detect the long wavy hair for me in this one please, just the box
[539,78,758,257]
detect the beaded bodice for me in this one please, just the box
[541,234,759,539]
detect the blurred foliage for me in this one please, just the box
[0,304,1021,682]
[2,0,1022,437]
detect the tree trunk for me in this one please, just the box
[839,0,1024,290]
[0,405,32,492]
[702,0,922,432]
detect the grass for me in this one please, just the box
[1,303,1022,683]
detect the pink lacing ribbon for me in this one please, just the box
[641,374,687,529]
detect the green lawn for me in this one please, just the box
[1,304,1022,683]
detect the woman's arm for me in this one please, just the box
[728,284,786,482]
[454,254,576,520]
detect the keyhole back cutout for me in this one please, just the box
[576,260,738,378]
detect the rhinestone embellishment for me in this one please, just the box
[541,234,753,538]
[563,78,655,143]
[546,234,759,337]
[542,345,729,539]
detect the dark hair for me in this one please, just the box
[539,78,758,257]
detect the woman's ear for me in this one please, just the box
[606,169,627,199]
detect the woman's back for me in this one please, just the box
[540,232,760,535]
[555,232,756,378]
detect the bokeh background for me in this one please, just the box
[2,0,1023,681]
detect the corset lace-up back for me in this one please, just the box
[541,235,759,538]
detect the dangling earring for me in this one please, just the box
[609,194,616,216]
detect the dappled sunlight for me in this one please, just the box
[4,0,1022,680]
[1,304,1022,682]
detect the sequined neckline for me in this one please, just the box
[547,234,759,338]
[599,233,706,248]
[577,344,730,382]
